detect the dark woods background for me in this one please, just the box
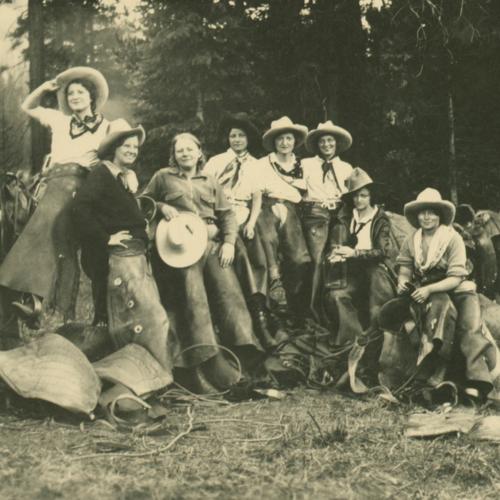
[2,0,500,211]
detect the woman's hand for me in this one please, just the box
[242,222,255,240]
[108,230,132,248]
[335,246,356,259]
[160,203,179,221]
[397,280,409,295]
[219,242,235,268]
[411,286,432,304]
[43,79,60,92]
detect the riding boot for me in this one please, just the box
[249,294,278,351]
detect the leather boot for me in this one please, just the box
[249,295,278,351]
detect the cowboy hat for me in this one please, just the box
[0,334,101,415]
[155,213,208,268]
[97,118,146,159]
[343,167,378,195]
[305,120,352,154]
[378,296,413,334]
[55,66,109,115]
[404,188,456,228]
[219,112,260,151]
[262,116,308,152]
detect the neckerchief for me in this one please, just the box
[70,113,104,139]
[414,225,455,274]
[269,154,303,184]
[218,150,248,188]
[321,159,342,192]
[348,207,376,247]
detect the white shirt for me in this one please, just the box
[254,153,304,204]
[30,107,109,168]
[204,149,260,202]
[302,155,353,202]
[350,206,378,250]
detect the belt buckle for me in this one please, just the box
[322,200,338,210]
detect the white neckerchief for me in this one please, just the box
[414,224,455,273]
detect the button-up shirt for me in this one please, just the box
[142,166,238,245]
[302,155,353,203]
[203,149,260,202]
[254,153,305,203]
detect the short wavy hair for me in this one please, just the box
[169,132,206,171]
[65,78,98,113]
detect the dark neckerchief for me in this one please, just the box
[321,157,341,191]
[270,155,303,179]
[70,113,104,139]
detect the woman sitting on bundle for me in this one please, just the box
[378,188,500,403]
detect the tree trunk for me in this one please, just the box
[448,88,458,205]
[195,85,204,123]
[28,0,47,173]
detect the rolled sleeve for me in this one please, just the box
[216,208,238,245]
[445,232,468,277]
[395,236,415,270]
[29,107,61,129]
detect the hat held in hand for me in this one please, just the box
[155,213,208,268]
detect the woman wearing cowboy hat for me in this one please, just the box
[254,116,312,325]
[204,113,276,349]
[323,167,396,349]
[0,67,111,326]
[301,120,353,323]
[143,132,263,393]
[71,120,172,378]
[379,188,500,402]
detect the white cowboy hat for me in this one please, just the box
[262,116,308,152]
[155,213,208,268]
[404,188,456,228]
[305,120,353,154]
[55,66,109,115]
[97,118,146,159]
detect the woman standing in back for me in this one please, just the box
[0,67,110,326]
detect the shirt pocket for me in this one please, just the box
[163,191,184,208]
[200,193,215,208]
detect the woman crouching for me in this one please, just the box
[380,188,499,402]
[71,120,172,374]
[143,133,263,393]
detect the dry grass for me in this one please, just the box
[2,276,499,499]
[0,389,499,500]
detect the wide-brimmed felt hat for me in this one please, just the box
[156,213,208,268]
[219,112,260,151]
[404,188,456,228]
[378,297,413,334]
[262,116,308,152]
[305,120,352,154]
[97,118,146,159]
[56,66,109,115]
[343,167,378,195]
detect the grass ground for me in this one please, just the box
[0,388,499,500]
[1,278,499,499]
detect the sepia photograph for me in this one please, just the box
[0,0,499,498]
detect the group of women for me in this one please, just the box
[1,66,499,403]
